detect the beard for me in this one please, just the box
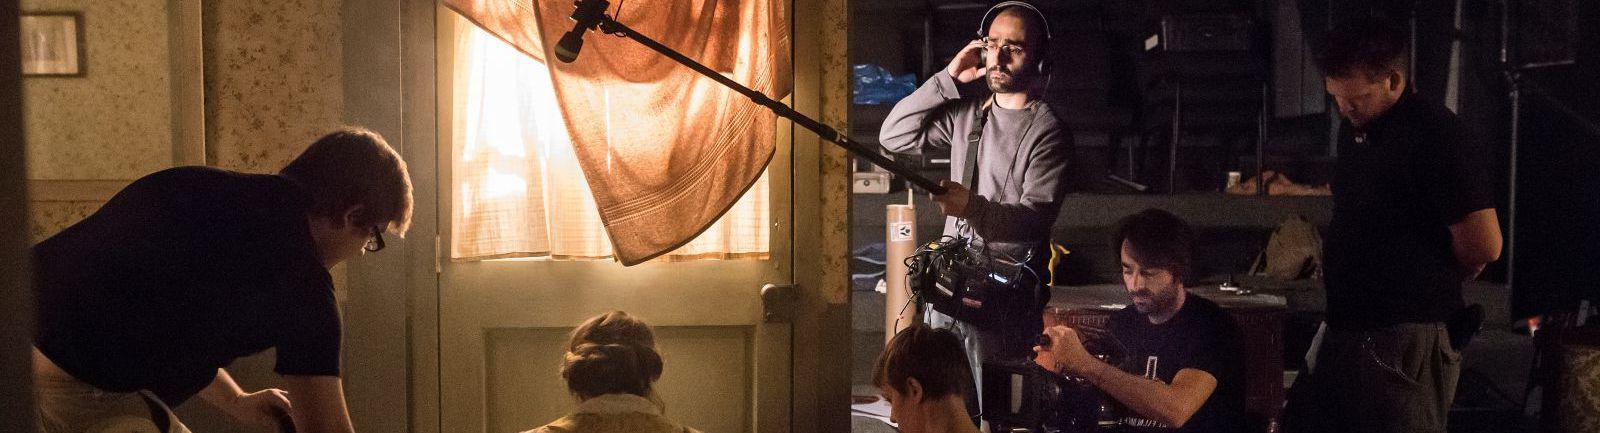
[985,65,1032,94]
[1129,286,1180,316]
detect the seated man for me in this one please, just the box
[1037,209,1246,432]
[873,324,983,433]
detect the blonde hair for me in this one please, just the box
[561,311,665,401]
[279,127,414,235]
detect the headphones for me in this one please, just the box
[977,1,1052,75]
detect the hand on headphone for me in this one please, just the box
[945,40,987,84]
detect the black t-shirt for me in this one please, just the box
[1107,295,1245,433]
[33,166,341,404]
[1323,92,1495,329]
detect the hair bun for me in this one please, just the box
[561,342,663,398]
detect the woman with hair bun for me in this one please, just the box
[522,311,702,433]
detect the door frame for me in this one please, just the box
[399,1,851,432]
[1,0,35,426]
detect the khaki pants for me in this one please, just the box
[33,348,191,433]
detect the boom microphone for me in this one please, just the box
[531,0,948,193]
[554,0,611,63]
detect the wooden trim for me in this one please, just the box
[167,0,204,166]
[28,180,127,202]
[339,1,411,433]
[2,0,41,427]
[402,4,444,433]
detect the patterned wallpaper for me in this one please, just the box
[204,0,345,174]
[820,0,852,306]
[21,0,173,181]
[198,1,345,288]
[28,201,102,244]
[28,0,346,240]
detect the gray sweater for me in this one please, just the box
[879,72,1071,272]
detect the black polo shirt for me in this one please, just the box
[1323,91,1496,329]
[33,166,342,405]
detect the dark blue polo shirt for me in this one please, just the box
[33,166,341,404]
[1323,92,1496,329]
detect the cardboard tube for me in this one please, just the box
[885,204,917,343]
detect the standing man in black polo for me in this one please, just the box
[32,128,413,433]
[1284,14,1502,433]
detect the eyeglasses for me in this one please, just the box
[980,37,1029,56]
[365,226,386,253]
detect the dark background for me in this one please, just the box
[847,0,1600,319]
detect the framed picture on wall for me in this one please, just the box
[20,13,85,77]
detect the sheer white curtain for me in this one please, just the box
[447,12,769,261]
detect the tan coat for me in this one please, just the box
[523,394,702,433]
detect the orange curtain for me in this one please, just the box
[445,0,791,265]
[444,10,771,262]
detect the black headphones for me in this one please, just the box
[977,1,1052,75]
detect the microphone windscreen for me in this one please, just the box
[555,30,584,63]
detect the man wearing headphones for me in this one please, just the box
[879,1,1072,421]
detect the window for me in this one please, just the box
[445,12,770,262]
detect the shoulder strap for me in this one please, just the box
[962,98,992,187]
